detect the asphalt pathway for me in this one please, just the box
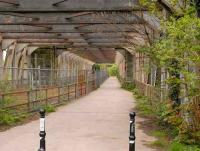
[0,77,156,151]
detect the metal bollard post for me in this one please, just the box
[38,109,46,151]
[129,112,136,151]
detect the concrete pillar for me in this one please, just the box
[116,48,134,82]
[0,46,3,80]
[161,67,166,101]
[0,37,3,80]
[125,50,133,82]
[3,44,16,80]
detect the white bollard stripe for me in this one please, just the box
[129,140,135,144]
[40,118,45,131]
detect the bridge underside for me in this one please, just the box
[0,0,159,66]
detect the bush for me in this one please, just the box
[0,81,12,93]
[121,82,135,91]
[1,96,15,107]
[131,87,200,148]
[108,64,119,76]
[44,104,56,113]
[0,109,25,125]
[168,142,200,151]
[135,96,153,116]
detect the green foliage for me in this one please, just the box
[133,87,200,145]
[136,0,200,148]
[0,81,13,93]
[139,0,195,17]
[150,139,200,151]
[44,104,56,113]
[108,64,119,76]
[135,95,153,116]
[150,140,167,148]
[121,82,135,91]
[149,130,169,149]
[139,10,200,97]
[0,109,26,125]
[168,142,200,151]
[92,64,101,71]
[0,96,15,108]
[151,130,167,138]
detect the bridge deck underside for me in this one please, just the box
[0,0,159,63]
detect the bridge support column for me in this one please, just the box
[125,50,133,82]
[0,47,3,80]
[116,48,134,82]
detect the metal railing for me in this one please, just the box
[0,69,108,114]
[0,67,92,90]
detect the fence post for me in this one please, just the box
[86,70,89,94]
[58,86,60,104]
[38,109,46,151]
[1,94,4,108]
[27,91,31,112]
[129,112,136,151]
[45,88,48,106]
[67,85,70,101]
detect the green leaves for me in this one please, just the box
[108,64,119,76]
[139,9,200,97]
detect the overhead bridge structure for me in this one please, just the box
[0,0,159,66]
[0,0,162,115]
[0,2,200,150]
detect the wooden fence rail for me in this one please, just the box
[0,70,108,115]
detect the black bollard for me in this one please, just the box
[129,112,136,151]
[38,109,46,151]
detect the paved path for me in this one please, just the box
[0,77,156,151]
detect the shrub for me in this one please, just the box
[121,82,135,91]
[168,142,200,151]
[0,81,12,93]
[108,64,119,76]
[44,104,56,113]
[0,109,25,125]
[131,87,200,147]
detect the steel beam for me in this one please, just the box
[0,0,142,12]
[17,39,70,43]
[0,24,144,32]
[2,39,16,50]
[0,37,3,79]
[0,12,144,25]
[15,43,29,53]
[14,39,130,44]
[27,46,39,55]
[2,33,138,39]
[29,43,128,48]
[0,30,140,33]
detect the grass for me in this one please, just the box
[0,109,27,126]
[168,142,200,151]
[121,82,135,91]
[149,130,169,149]
[150,140,167,148]
[44,104,56,113]
[150,130,167,138]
